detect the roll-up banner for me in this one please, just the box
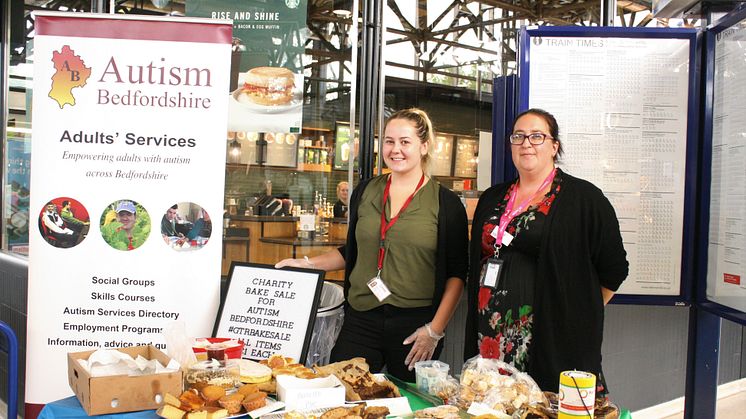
[27,12,232,405]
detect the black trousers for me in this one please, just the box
[329,304,443,382]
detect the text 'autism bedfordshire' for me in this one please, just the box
[50,48,215,110]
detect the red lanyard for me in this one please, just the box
[377,174,426,273]
[495,168,557,245]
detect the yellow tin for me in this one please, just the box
[558,370,596,418]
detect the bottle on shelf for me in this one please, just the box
[314,191,322,237]
[319,194,330,237]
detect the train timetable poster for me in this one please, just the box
[523,29,694,296]
[707,17,746,312]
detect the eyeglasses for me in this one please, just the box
[509,132,553,145]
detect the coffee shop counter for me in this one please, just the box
[223,215,347,280]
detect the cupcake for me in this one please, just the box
[241,391,267,412]
[237,383,259,396]
[217,393,244,414]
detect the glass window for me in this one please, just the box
[381,1,495,193]
[1,0,701,261]
[379,1,700,195]
[3,1,359,277]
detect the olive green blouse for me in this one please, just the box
[347,175,439,310]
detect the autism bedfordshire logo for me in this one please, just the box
[48,45,91,109]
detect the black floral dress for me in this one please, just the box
[477,170,563,371]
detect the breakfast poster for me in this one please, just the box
[187,0,307,133]
[27,12,231,404]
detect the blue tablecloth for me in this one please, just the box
[39,397,159,419]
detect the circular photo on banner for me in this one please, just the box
[160,202,212,251]
[38,197,91,249]
[100,199,151,251]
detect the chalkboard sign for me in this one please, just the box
[214,263,325,362]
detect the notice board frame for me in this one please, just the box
[491,74,518,185]
[514,25,699,306]
[697,5,746,326]
[213,262,325,362]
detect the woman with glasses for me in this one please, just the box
[464,108,628,394]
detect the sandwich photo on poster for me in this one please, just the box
[187,0,307,133]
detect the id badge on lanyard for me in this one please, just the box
[367,274,392,302]
[481,169,556,289]
[479,257,504,288]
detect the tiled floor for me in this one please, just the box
[656,390,746,419]
[633,378,746,419]
[0,397,19,419]
[708,389,746,418]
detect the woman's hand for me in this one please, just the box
[275,250,346,272]
[274,258,313,269]
[403,323,444,370]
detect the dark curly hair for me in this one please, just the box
[514,108,563,162]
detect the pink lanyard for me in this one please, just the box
[495,168,557,246]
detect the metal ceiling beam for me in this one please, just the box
[467,0,537,18]
[18,0,676,107]
[428,0,461,31]
[429,15,517,37]
[386,27,498,55]
[308,21,342,53]
[544,1,599,17]
[417,0,427,30]
[386,0,421,54]
[385,60,492,85]
[637,13,654,26]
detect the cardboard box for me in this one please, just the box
[276,374,345,411]
[67,345,183,415]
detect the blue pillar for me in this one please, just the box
[684,306,720,419]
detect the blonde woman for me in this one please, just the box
[333,181,350,218]
[277,108,468,381]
